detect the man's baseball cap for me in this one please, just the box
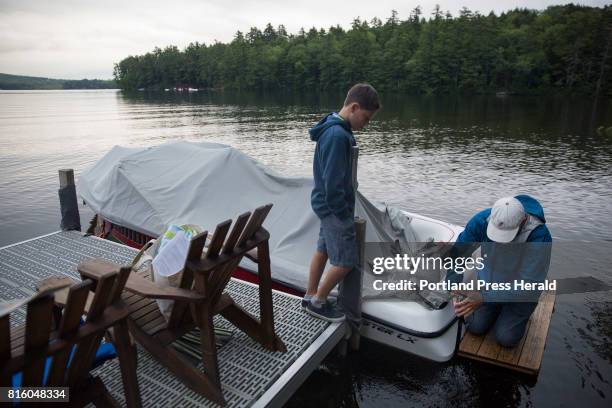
[486,196,526,243]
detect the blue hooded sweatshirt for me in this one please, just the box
[310,113,356,220]
[446,195,552,302]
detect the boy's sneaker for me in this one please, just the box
[305,301,345,323]
[301,297,337,310]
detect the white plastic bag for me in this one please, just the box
[131,224,202,320]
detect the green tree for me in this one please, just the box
[112,5,610,95]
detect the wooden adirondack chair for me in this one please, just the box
[0,266,142,407]
[79,203,287,406]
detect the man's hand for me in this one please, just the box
[452,290,483,318]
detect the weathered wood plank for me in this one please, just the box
[517,291,556,372]
[458,290,556,375]
[477,327,502,360]
[47,280,93,386]
[458,330,484,354]
[205,220,232,259]
[129,301,160,320]
[236,204,272,248]
[167,230,207,329]
[497,319,531,365]
[222,212,251,255]
[22,294,54,386]
[125,272,206,301]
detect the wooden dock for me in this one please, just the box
[0,231,347,407]
[458,290,556,375]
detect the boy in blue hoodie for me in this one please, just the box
[304,83,380,322]
[447,195,552,347]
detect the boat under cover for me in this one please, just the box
[79,141,464,361]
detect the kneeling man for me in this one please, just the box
[447,195,552,347]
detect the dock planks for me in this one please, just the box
[458,290,556,375]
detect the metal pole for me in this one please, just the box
[58,169,81,231]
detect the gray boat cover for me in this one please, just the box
[79,141,445,301]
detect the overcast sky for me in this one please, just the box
[0,0,607,79]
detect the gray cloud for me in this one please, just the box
[0,0,607,79]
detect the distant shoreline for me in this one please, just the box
[0,73,116,90]
[0,88,120,91]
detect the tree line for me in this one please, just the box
[0,73,116,90]
[113,4,611,96]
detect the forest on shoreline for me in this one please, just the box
[113,4,611,96]
[0,73,116,90]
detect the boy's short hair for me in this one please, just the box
[343,83,380,111]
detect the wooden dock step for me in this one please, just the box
[458,290,556,375]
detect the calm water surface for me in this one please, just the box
[0,90,611,407]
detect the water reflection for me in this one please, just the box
[113,91,612,241]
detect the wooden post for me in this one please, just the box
[58,169,75,188]
[58,169,81,231]
[337,145,365,353]
[350,218,366,351]
[351,146,359,190]
[353,145,364,351]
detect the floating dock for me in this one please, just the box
[458,290,556,375]
[0,230,347,407]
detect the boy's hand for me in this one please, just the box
[451,290,483,317]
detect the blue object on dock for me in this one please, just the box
[12,342,117,387]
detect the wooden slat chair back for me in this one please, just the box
[0,266,142,407]
[85,203,287,406]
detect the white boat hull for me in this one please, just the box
[361,318,461,362]
[356,209,465,362]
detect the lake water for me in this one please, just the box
[0,89,611,407]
